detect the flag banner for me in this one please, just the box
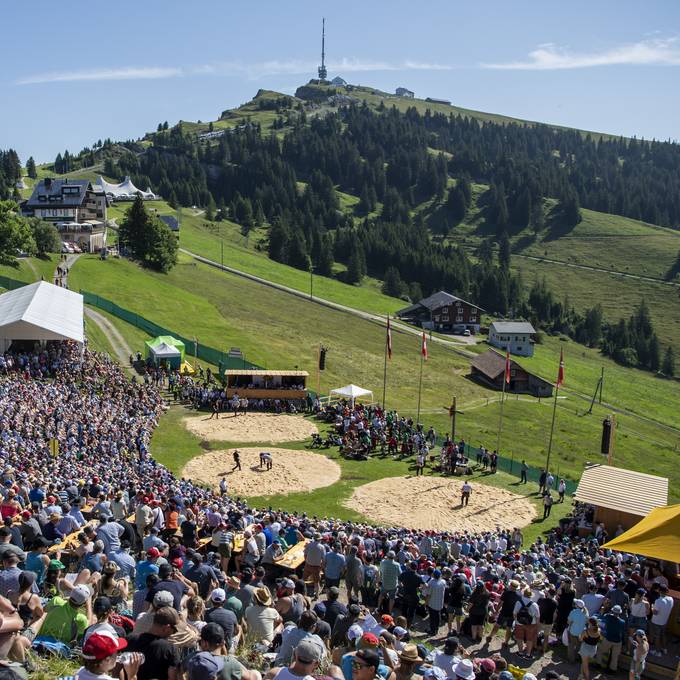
[421,332,428,361]
[386,316,392,360]
[505,350,511,384]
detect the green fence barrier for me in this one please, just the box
[81,290,260,371]
[0,275,30,291]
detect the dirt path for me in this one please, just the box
[84,307,133,365]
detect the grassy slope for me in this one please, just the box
[69,255,680,500]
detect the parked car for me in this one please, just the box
[463,329,471,336]
[61,243,74,254]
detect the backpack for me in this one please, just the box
[516,602,533,625]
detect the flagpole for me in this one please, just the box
[382,315,389,412]
[495,369,507,458]
[544,385,559,475]
[416,349,424,425]
[545,349,564,475]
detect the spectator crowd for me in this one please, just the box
[0,342,674,680]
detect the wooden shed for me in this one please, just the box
[575,464,669,531]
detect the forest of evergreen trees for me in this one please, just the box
[46,99,680,375]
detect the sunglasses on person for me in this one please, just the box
[352,660,371,670]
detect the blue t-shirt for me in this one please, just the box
[602,613,626,643]
[324,552,346,580]
[135,559,159,590]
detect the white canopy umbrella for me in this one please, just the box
[329,384,374,406]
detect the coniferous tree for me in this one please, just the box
[26,157,37,179]
[498,231,511,270]
[382,266,404,297]
[662,347,675,377]
[346,241,366,284]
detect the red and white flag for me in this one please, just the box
[421,332,428,361]
[504,350,511,384]
[556,348,565,388]
[386,316,392,360]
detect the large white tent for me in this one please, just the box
[329,384,374,405]
[0,282,84,351]
[95,175,156,200]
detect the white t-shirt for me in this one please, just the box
[75,669,117,680]
[651,595,674,625]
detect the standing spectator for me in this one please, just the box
[578,616,602,680]
[377,551,401,615]
[424,569,447,637]
[324,543,347,589]
[629,629,649,680]
[486,579,520,647]
[513,587,540,659]
[566,599,587,663]
[596,604,626,672]
[649,583,673,657]
[626,588,650,653]
[467,581,490,643]
[520,460,529,484]
[542,493,553,519]
[303,534,325,598]
[536,586,558,654]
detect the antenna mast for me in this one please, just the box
[318,18,327,81]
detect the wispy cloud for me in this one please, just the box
[194,58,453,79]
[483,37,680,70]
[16,66,183,85]
[17,58,454,85]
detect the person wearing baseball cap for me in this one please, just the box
[77,630,142,679]
[597,603,626,672]
[205,588,239,650]
[275,610,324,666]
[127,608,183,677]
[39,584,93,644]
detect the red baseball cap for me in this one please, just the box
[361,632,379,646]
[381,614,394,625]
[21,510,31,519]
[147,547,160,558]
[82,631,127,660]
[171,558,183,569]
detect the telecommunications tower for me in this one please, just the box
[318,18,328,81]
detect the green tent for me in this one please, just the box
[145,335,186,369]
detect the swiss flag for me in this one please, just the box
[505,350,511,384]
[557,348,565,388]
[421,332,428,361]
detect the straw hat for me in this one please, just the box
[398,644,422,663]
[253,587,273,607]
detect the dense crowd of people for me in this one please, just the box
[0,342,675,680]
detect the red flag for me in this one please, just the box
[386,316,392,360]
[505,350,511,384]
[556,348,565,388]
[421,332,428,361]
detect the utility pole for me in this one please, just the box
[309,263,314,301]
[221,239,224,269]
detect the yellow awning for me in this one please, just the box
[602,504,680,562]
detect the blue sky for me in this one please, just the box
[2,1,679,163]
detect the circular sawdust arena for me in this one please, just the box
[345,475,536,532]
[183,413,318,444]
[182,447,340,497]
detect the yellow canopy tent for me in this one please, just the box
[602,503,680,562]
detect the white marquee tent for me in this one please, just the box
[0,282,84,351]
[95,175,156,200]
[329,384,374,405]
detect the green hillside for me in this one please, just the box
[67,254,680,500]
